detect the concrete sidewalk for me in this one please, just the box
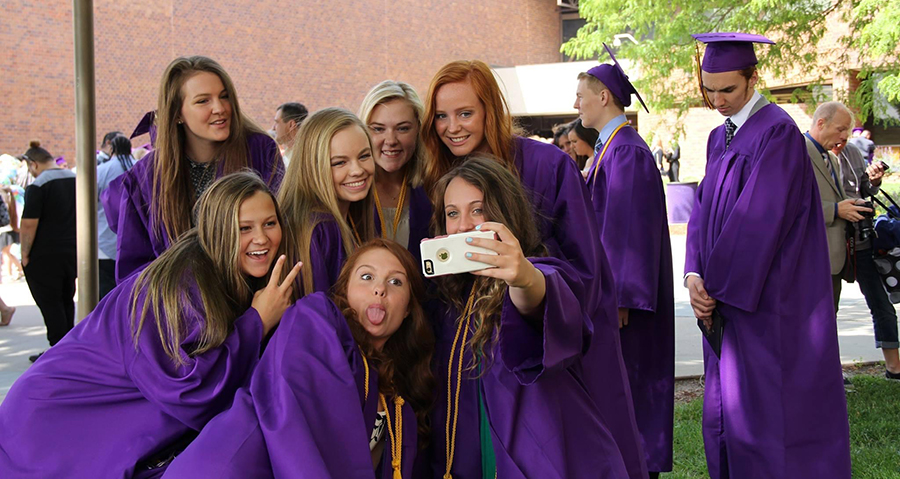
[0,233,889,403]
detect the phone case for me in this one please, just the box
[420,230,498,277]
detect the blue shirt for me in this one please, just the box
[98,156,135,259]
[593,114,629,154]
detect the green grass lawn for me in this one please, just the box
[662,374,900,478]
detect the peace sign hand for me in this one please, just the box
[252,255,303,335]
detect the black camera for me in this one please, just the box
[858,200,876,242]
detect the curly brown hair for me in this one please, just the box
[330,238,435,448]
[430,155,547,371]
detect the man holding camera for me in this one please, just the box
[806,101,872,314]
[834,139,900,379]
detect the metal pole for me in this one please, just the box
[73,0,98,320]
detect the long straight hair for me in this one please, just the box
[331,238,435,448]
[277,107,376,295]
[422,60,520,195]
[131,172,286,365]
[357,80,427,188]
[152,55,267,244]
[430,155,546,369]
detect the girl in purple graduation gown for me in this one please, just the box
[422,156,628,478]
[358,81,433,264]
[277,107,377,296]
[421,61,647,479]
[0,172,301,478]
[163,239,435,478]
[104,56,285,283]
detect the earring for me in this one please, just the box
[177,120,183,125]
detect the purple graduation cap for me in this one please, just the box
[691,32,775,73]
[130,110,158,147]
[586,43,649,113]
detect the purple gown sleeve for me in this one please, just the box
[110,163,159,283]
[126,293,264,431]
[498,257,592,385]
[248,133,285,193]
[254,294,376,478]
[600,146,664,312]
[684,134,715,278]
[307,220,346,295]
[702,124,811,313]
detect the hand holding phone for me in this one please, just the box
[463,222,541,289]
[420,230,498,277]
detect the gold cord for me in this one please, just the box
[380,394,405,479]
[373,173,409,242]
[443,285,478,479]
[348,215,363,246]
[588,121,629,189]
[359,346,370,401]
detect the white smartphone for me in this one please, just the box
[420,230,498,277]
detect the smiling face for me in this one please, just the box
[701,69,757,118]
[444,176,488,234]
[179,71,233,147]
[367,99,419,174]
[330,125,375,211]
[346,247,411,350]
[434,80,488,157]
[238,190,282,278]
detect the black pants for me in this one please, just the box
[667,160,680,183]
[99,259,116,301]
[24,253,76,346]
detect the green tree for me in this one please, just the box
[563,0,900,125]
[848,0,900,124]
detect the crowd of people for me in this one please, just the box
[0,31,891,479]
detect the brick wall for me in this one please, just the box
[2,0,562,163]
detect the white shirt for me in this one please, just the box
[728,90,763,135]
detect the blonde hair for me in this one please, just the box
[422,60,520,195]
[131,172,285,365]
[278,107,376,295]
[151,56,271,245]
[357,80,427,188]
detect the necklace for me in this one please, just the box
[373,173,409,242]
[443,285,478,479]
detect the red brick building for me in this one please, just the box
[2,0,569,163]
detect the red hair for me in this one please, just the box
[422,60,519,195]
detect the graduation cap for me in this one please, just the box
[691,32,775,109]
[691,32,775,73]
[130,110,158,147]
[586,43,649,113]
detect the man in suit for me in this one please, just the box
[805,101,872,314]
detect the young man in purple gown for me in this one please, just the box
[575,44,675,478]
[685,32,851,478]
